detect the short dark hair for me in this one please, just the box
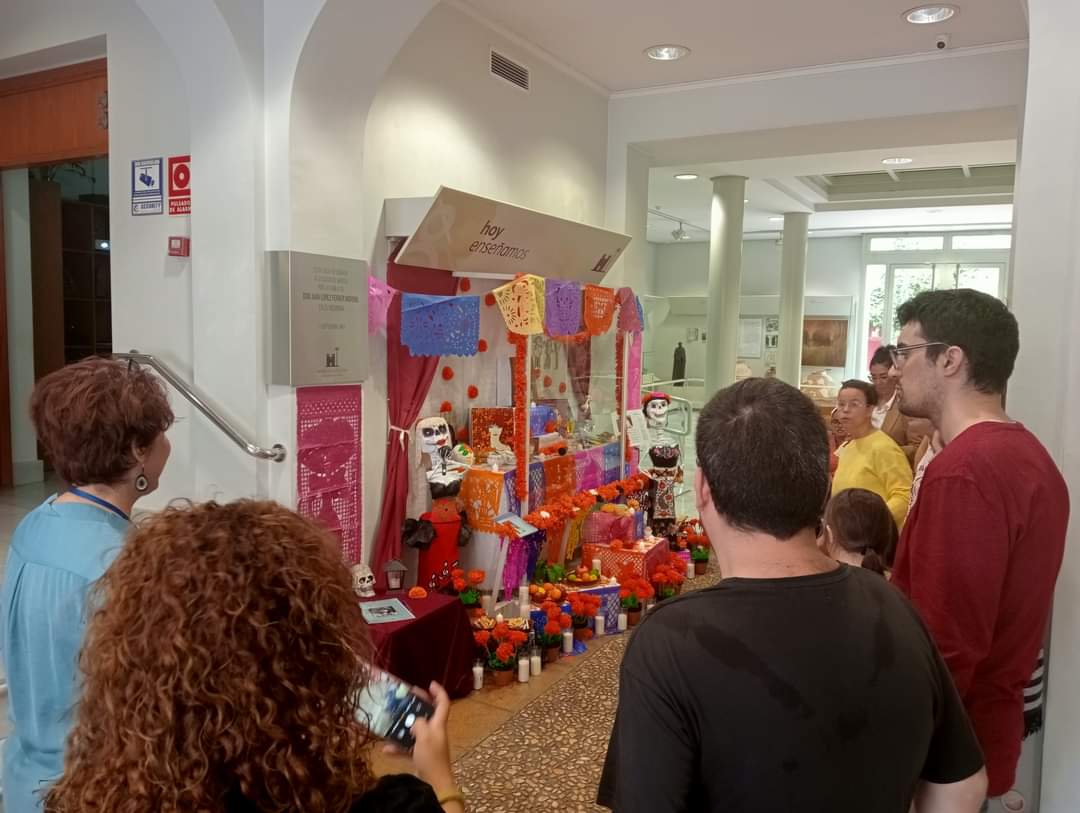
[869,346,894,369]
[30,358,174,485]
[840,379,878,407]
[696,379,829,540]
[895,289,1018,394]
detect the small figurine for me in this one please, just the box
[640,392,682,544]
[351,562,376,598]
[489,425,512,454]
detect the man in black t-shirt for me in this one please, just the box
[598,378,987,813]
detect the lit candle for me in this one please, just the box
[591,558,603,576]
[518,656,530,683]
[594,615,605,637]
[495,613,504,624]
[530,650,542,676]
[472,661,484,691]
[562,630,573,654]
[617,612,628,632]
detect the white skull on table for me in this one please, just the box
[351,563,376,598]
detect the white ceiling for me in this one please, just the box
[459,0,1027,93]
[647,140,1017,242]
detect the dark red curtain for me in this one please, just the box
[370,253,456,587]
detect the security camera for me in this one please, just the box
[935,34,951,50]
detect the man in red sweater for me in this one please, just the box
[889,289,1069,799]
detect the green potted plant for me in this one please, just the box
[690,545,710,576]
[537,600,571,662]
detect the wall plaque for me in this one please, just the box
[269,251,367,386]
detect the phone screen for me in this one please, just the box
[355,665,435,749]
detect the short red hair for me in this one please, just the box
[30,358,174,486]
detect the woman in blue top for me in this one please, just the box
[0,357,173,811]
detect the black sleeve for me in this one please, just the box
[352,774,442,813]
[597,646,696,811]
[920,642,985,784]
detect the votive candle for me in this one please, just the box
[472,662,484,691]
[617,612,628,632]
[562,630,573,654]
[591,558,603,575]
[530,652,542,676]
[517,656,530,683]
[594,615,605,637]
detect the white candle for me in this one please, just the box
[562,630,573,653]
[495,613,504,624]
[594,615,605,637]
[472,663,484,691]
[518,585,530,609]
[591,558,603,575]
[686,566,695,580]
[530,653,542,676]
[518,656,530,683]
[617,612,628,632]
[481,594,495,617]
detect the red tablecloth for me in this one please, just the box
[362,592,475,699]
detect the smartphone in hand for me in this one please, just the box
[355,664,435,749]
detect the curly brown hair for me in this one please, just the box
[44,501,376,813]
[30,357,174,486]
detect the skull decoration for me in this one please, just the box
[351,562,376,598]
[642,392,672,430]
[417,416,452,457]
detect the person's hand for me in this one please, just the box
[384,681,455,792]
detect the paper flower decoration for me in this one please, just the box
[442,366,454,381]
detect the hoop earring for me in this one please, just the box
[135,470,149,493]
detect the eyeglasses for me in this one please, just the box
[889,342,948,367]
[835,400,868,411]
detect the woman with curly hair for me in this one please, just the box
[1,358,173,812]
[43,501,462,813]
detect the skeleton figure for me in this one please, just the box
[641,392,682,543]
[351,562,376,598]
[416,416,458,478]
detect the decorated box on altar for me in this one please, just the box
[582,538,669,581]
[675,549,690,568]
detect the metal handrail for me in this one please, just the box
[114,351,287,463]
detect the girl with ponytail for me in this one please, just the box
[818,488,898,577]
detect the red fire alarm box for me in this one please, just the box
[168,236,190,257]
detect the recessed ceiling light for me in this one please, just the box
[645,44,690,62]
[904,5,958,24]
[882,157,914,166]
[673,173,698,181]
[744,199,749,204]
[769,216,784,222]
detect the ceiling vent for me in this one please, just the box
[490,49,530,92]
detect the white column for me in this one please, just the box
[1008,1,1080,810]
[777,212,809,386]
[704,176,746,397]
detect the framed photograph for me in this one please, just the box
[765,334,779,350]
[801,318,849,368]
[765,316,780,333]
[686,327,700,343]
[360,598,416,625]
[737,317,764,359]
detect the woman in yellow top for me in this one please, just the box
[831,379,913,529]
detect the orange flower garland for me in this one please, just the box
[509,331,529,500]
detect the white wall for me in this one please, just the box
[357,1,610,549]
[650,236,862,298]
[1,169,41,484]
[1009,1,1080,810]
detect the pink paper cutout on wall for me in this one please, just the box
[297,385,362,563]
[626,331,643,413]
[368,276,395,335]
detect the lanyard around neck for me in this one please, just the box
[67,487,131,522]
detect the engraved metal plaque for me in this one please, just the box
[269,251,367,386]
